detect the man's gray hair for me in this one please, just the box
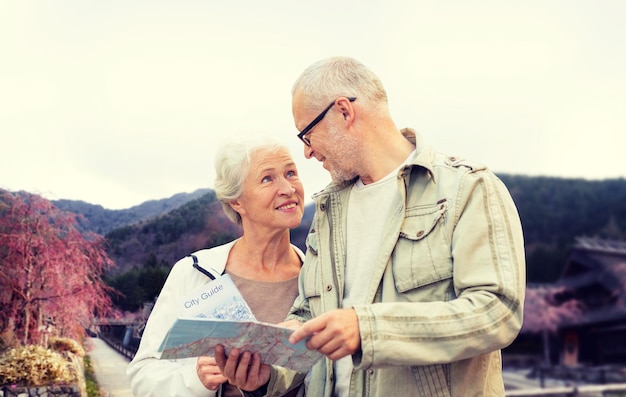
[291,56,388,111]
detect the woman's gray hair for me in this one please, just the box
[214,135,290,225]
[291,56,388,111]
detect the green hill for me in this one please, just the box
[53,188,210,235]
[51,175,626,282]
[500,175,626,281]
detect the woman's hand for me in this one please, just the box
[214,345,270,391]
[196,356,228,391]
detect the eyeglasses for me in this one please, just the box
[297,97,356,146]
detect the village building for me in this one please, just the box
[552,237,626,366]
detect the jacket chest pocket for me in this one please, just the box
[301,231,323,315]
[392,200,452,294]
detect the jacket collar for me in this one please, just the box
[312,127,437,200]
[401,127,437,183]
[191,239,305,278]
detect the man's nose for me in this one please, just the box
[304,144,314,159]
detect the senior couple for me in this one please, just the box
[127,56,526,397]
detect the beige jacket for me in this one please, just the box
[264,129,526,397]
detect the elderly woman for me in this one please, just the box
[127,136,306,397]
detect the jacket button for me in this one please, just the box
[326,284,333,291]
[320,203,326,211]
[416,230,424,237]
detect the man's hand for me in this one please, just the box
[196,356,228,391]
[214,344,270,391]
[277,319,302,330]
[288,308,360,360]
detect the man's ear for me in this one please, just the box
[337,97,355,124]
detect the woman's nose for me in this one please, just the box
[278,179,296,195]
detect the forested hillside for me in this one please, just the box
[6,175,624,319]
[499,175,626,282]
[105,191,241,275]
[99,175,626,285]
[104,192,314,273]
[52,188,210,235]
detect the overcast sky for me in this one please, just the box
[1,1,624,209]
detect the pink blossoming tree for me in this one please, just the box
[0,190,117,346]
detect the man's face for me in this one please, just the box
[292,90,359,183]
[323,121,359,183]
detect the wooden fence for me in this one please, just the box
[506,383,626,396]
[99,333,137,361]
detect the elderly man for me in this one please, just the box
[216,56,525,397]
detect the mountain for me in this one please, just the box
[498,174,626,282]
[9,175,624,313]
[40,175,626,282]
[103,189,315,275]
[52,188,211,235]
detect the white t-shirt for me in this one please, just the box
[334,151,415,397]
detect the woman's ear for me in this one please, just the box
[229,199,245,216]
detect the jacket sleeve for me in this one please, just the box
[126,259,216,397]
[353,169,526,369]
[286,281,314,324]
[251,366,306,397]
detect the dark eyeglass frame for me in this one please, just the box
[297,97,356,146]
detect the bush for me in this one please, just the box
[0,344,76,386]
[49,337,86,357]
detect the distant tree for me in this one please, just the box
[523,286,583,334]
[139,266,168,302]
[105,270,142,312]
[144,252,159,268]
[522,286,584,365]
[0,191,117,346]
[501,176,626,282]
[105,191,242,274]
[525,247,570,282]
[105,265,168,312]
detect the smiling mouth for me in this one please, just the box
[277,203,297,210]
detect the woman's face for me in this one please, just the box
[232,147,305,231]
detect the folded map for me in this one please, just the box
[179,274,256,321]
[158,317,322,372]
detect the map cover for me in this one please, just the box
[179,274,256,321]
[157,318,323,372]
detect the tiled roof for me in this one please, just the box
[574,237,626,255]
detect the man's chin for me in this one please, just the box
[329,170,353,184]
